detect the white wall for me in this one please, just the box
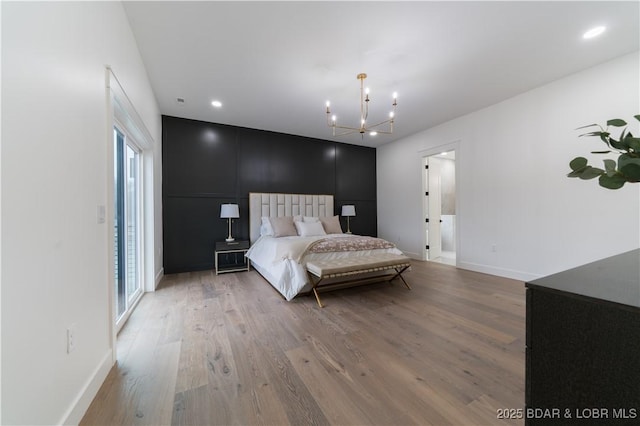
[1,2,161,424]
[378,52,640,281]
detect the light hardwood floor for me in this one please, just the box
[81,260,526,426]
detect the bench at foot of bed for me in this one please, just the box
[305,253,412,308]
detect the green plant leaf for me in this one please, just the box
[610,137,629,151]
[626,137,640,152]
[619,129,627,142]
[599,133,612,148]
[569,157,588,171]
[618,154,640,169]
[579,131,604,137]
[603,159,617,176]
[607,119,627,127]
[620,163,640,181]
[634,115,640,122]
[576,123,599,130]
[599,174,626,189]
[578,166,604,180]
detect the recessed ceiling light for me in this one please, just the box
[369,131,378,136]
[583,26,606,39]
[211,100,222,108]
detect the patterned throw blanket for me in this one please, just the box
[263,235,398,264]
[307,236,396,254]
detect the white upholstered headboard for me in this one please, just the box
[249,193,334,244]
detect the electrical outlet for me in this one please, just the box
[67,324,76,353]
[491,244,497,252]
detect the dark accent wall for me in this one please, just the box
[162,115,377,273]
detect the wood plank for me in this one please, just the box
[174,300,209,394]
[285,345,381,425]
[135,341,182,425]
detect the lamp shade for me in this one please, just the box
[220,204,239,219]
[341,205,356,217]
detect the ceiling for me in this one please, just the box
[123,1,639,148]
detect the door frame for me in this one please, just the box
[419,140,460,263]
[106,66,156,363]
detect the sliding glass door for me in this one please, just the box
[114,126,142,325]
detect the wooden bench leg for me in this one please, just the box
[389,265,411,290]
[307,273,325,308]
[312,287,324,308]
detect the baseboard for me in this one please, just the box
[155,267,164,289]
[402,251,422,260]
[457,260,540,282]
[60,349,114,425]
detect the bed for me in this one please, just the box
[246,192,410,304]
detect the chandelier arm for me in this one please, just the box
[331,120,393,132]
[332,124,367,131]
[337,128,393,136]
[333,128,362,137]
[366,119,393,129]
[338,128,394,136]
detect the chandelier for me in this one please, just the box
[325,73,397,138]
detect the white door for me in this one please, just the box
[426,156,442,260]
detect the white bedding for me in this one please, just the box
[246,233,403,301]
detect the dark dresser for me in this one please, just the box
[525,249,640,425]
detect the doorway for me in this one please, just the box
[424,150,456,265]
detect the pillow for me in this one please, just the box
[320,215,343,234]
[268,216,298,237]
[260,217,274,236]
[294,220,326,237]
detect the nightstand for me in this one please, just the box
[215,241,250,275]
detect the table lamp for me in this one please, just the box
[220,204,239,242]
[341,205,356,234]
